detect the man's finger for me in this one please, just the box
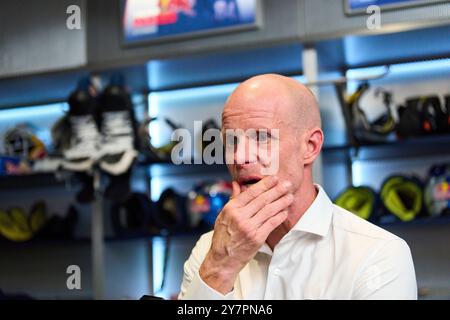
[256,210,288,240]
[231,181,241,199]
[243,180,291,218]
[250,193,294,227]
[232,176,278,207]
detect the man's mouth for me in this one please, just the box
[238,176,263,189]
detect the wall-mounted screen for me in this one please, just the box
[121,0,261,46]
[345,0,447,14]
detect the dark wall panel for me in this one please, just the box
[0,0,87,79]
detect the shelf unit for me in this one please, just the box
[348,134,450,161]
[1,129,449,229]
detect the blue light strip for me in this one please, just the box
[0,103,67,121]
[388,58,450,74]
[347,58,450,79]
[346,58,450,91]
[351,161,364,187]
[152,236,166,296]
[150,175,162,202]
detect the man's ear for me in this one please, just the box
[303,128,324,165]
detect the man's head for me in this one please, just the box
[221,74,323,195]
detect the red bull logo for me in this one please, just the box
[130,0,195,28]
[435,181,450,201]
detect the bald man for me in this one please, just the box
[179,74,417,300]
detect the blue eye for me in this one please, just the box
[225,135,238,146]
[257,131,270,142]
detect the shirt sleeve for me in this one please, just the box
[178,232,235,300]
[351,239,418,300]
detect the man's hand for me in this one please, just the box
[199,176,294,295]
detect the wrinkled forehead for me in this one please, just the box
[222,86,293,130]
[222,106,277,131]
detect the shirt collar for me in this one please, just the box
[290,184,333,237]
[258,185,333,255]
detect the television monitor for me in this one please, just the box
[121,0,262,46]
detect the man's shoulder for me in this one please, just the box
[198,230,214,243]
[331,204,400,242]
[185,230,214,268]
[194,230,214,252]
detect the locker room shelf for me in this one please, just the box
[320,134,450,161]
[0,172,65,190]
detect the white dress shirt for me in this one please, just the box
[179,185,417,300]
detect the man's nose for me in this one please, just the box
[234,136,258,165]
